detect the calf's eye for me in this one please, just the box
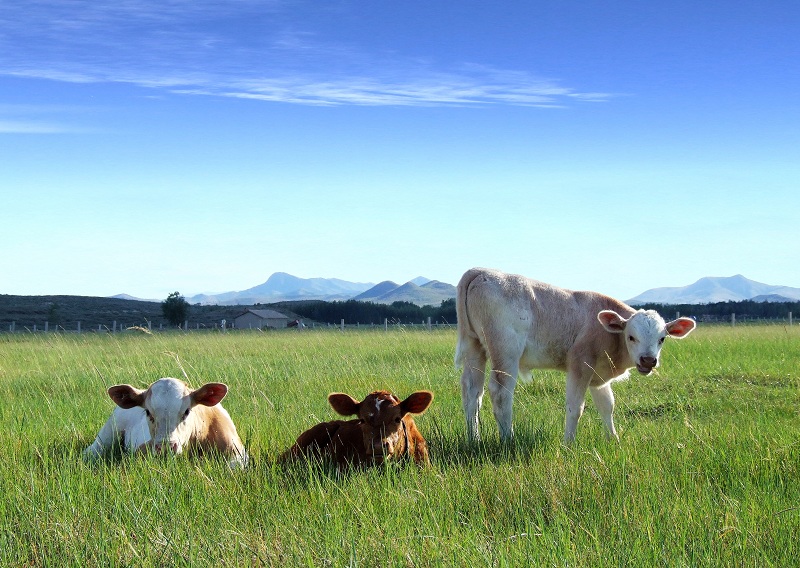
[182,409,191,420]
[628,335,636,343]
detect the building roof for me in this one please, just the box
[235,308,289,320]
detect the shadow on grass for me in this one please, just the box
[622,400,697,420]
[425,415,556,468]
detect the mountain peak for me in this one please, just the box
[628,275,800,305]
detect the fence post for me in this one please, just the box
[10,322,15,332]
[77,321,81,334]
[676,311,680,319]
[340,319,345,332]
[731,313,736,327]
[384,318,388,331]
[113,320,117,333]
[790,312,793,326]
[184,320,188,331]
[427,317,432,331]
[45,321,49,332]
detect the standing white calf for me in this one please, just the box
[455,268,696,443]
[83,377,248,468]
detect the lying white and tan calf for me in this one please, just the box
[83,377,248,468]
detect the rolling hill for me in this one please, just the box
[627,275,800,305]
[187,272,375,305]
[355,280,456,306]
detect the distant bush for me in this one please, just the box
[272,297,456,325]
[161,292,190,327]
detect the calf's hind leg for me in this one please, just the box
[460,340,487,442]
[487,357,520,441]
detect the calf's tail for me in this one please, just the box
[454,268,484,369]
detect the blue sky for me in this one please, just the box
[2,1,798,301]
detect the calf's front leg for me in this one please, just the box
[590,382,619,442]
[564,369,590,444]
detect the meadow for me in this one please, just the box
[0,325,797,566]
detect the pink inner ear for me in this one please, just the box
[597,311,626,332]
[667,318,696,338]
[193,383,228,407]
[402,391,434,415]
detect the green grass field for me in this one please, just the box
[0,325,798,566]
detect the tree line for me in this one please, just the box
[635,299,800,322]
[270,298,457,325]
[272,297,798,326]
[161,292,798,329]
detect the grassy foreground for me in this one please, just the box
[0,325,798,566]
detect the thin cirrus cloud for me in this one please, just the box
[0,104,97,134]
[0,120,71,134]
[0,2,613,108]
[180,68,611,108]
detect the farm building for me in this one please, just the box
[233,309,290,329]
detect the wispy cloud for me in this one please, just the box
[0,120,71,134]
[197,69,606,107]
[0,103,98,134]
[0,1,614,108]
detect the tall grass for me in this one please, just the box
[0,325,797,566]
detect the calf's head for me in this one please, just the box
[598,309,696,374]
[328,390,433,462]
[108,378,228,455]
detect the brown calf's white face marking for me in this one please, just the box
[598,309,696,375]
[328,390,434,462]
[359,393,405,460]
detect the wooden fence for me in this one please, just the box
[4,312,795,334]
[4,317,454,334]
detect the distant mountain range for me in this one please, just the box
[626,275,800,305]
[354,279,457,305]
[186,272,375,305]
[112,273,799,307]
[176,272,457,306]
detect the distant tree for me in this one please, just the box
[47,302,61,325]
[162,292,190,327]
[438,298,457,323]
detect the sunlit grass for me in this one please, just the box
[0,325,798,565]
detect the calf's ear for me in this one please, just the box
[401,391,434,415]
[108,385,146,409]
[328,393,360,416]
[666,317,696,338]
[597,310,628,333]
[192,383,228,407]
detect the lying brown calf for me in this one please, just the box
[280,390,434,467]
